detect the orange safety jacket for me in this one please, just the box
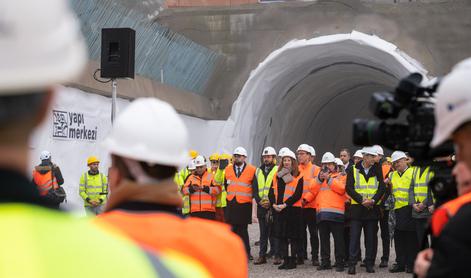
[96,210,248,278]
[182,171,220,213]
[273,173,303,207]
[382,164,392,180]
[299,162,320,209]
[304,172,346,215]
[431,191,471,237]
[225,163,256,204]
[32,167,58,196]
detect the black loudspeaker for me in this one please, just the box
[100,28,135,79]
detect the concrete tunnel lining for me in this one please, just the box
[218,31,429,162]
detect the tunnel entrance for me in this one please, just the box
[218,31,429,162]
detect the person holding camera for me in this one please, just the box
[346,146,386,274]
[32,150,66,208]
[414,58,471,278]
[252,146,279,265]
[269,148,304,270]
[303,152,347,272]
[182,155,221,220]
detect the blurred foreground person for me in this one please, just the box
[0,1,209,277]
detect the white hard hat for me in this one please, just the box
[321,152,336,164]
[309,146,316,156]
[353,150,363,158]
[278,147,289,157]
[193,155,206,167]
[262,146,277,156]
[297,144,312,155]
[233,146,248,157]
[361,146,378,156]
[0,0,87,94]
[373,145,384,156]
[103,98,189,167]
[40,150,51,161]
[335,158,344,167]
[431,58,471,147]
[391,151,407,163]
[281,149,297,160]
[188,159,196,170]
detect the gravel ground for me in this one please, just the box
[247,223,411,278]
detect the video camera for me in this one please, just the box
[352,73,456,205]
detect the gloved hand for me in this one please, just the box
[203,186,210,194]
[188,185,196,194]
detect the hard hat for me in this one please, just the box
[188,159,196,170]
[87,156,100,165]
[309,145,316,156]
[189,150,199,159]
[103,98,189,167]
[220,153,232,160]
[431,57,471,147]
[0,0,87,94]
[335,158,344,167]
[391,151,407,163]
[40,150,51,161]
[262,146,277,156]
[233,147,247,157]
[353,150,363,158]
[373,145,384,156]
[361,146,378,156]
[386,157,392,163]
[193,155,206,167]
[278,147,290,157]
[321,152,336,164]
[297,144,312,155]
[281,149,296,160]
[209,153,220,161]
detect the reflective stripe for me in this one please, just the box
[415,192,428,197]
[192,200,214,205]
[352,167,378,204]
[318,208,344,214]
[302,189,310,193]
[394,187,409,193]
[143,250,176,278]
[228,181,251,187]
[320,187,330,191]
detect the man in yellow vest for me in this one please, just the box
[389,151,418,274]
[0,1,210,277]
[253,146,279,265]
[79,156,108,216]
[346,146,386,274]
[411,166,434,248]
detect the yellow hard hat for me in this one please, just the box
[188,150,199,159]
[220,153,232,160]
[87,156,100,165]
[209,153,220,161]
[386,157,392,163]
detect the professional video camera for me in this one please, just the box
[352,73,456,205]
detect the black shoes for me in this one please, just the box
[278,257,296,270]
[389,263,405,273]
[348,265,356,275]
[379,260,388,268]
[278,258,288,270]
[317,263,332,271]
[253,256,267,265]
[311,259,320,266]
[335,264,345,272]
[273,256,282,265]
[296,257,304,265]
[366,265,375,273]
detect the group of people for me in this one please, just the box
[177,144,438,275]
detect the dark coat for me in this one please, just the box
[269,176,303,239]
[346,162,386,220]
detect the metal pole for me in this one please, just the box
[111,79,117,124]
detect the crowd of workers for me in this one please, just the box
[3,1,471,278]
[172,143,438,275]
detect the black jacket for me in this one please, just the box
[252,164,276,204]
[346,162,386,220]
[427,203,471,278]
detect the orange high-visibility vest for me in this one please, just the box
[32,167,58,196]
[183,171,220,213]
[382,164,392,180]
[431,191,471,237]
[299,162,320,209]
[305,172,346,214]
[273,173,302,207]
[225,164,256,204]
[96,210,248,278]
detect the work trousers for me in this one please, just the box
[300,208,319,260]
[232,224,251,256]
[394,230,419,269]
[257,206,278,257]
[379,209,390,262]
[279,238,300,259]
[415,218,430,249]
[318,221,346,266]
[349,219,378,267]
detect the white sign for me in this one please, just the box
[52,110,99,141]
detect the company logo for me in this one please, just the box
[52,110,98,141]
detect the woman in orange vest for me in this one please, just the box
[269,148,304,270]
[304,152,346,272]
[182,155,221,220]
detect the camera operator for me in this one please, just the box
[414,58,471,278]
